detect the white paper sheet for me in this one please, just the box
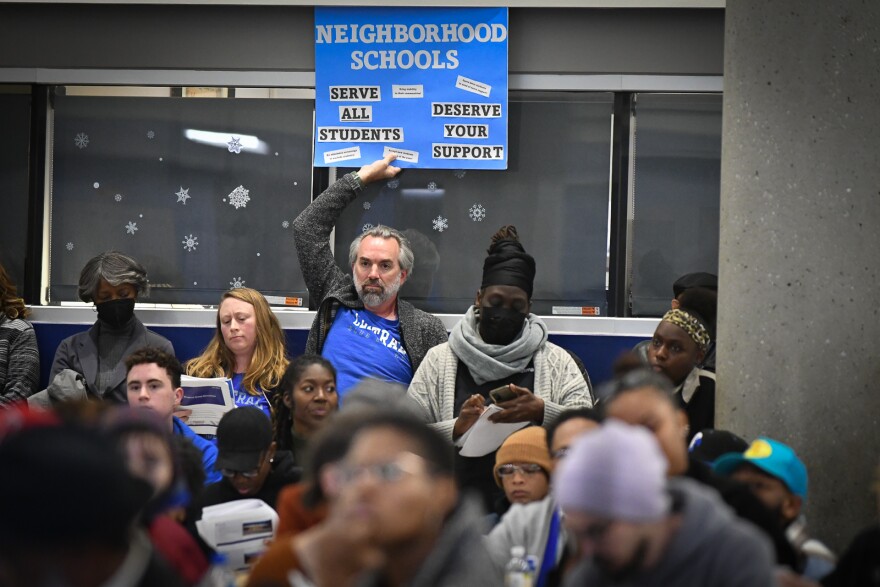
[458,404,530,457]
[179,375,235,436]
[196,499,279,570]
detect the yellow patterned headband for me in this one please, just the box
[661,309,710,352]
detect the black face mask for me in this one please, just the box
[96,298,135,329]
[479,306,527,346]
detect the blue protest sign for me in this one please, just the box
[314,7,508,170]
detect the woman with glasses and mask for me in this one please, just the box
[408,225,592,514]
[50,251,174,403]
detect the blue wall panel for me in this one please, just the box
[33,322,643,392]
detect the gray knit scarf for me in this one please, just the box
[448,306,549,385]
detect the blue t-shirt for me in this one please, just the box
[230,373,272,419]
[322,306,413,401]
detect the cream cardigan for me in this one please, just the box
[407,341,592,440]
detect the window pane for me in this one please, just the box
[0,89,32,292]
[630,93,721,316]
[334,92,613,315]
[48,90,314,305]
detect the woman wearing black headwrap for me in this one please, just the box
[408,226,592,514]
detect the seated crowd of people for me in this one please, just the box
[0,156,877,587]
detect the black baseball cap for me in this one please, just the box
[216,407,273,472]
[672,272,718,297]
[688,429,749,464]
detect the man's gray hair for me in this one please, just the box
[77,251,150,302]
[348,225,415,274]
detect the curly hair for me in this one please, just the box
[185,288,288,397]
[125,347,183,389]
[271,354,336,450]
[0,264,28,320]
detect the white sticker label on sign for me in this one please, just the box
[323,146,361,164]
[318,128,404,142]
[329,86,381,101]
[392,85,424,98]
[432,143,504,160]
[552,306,602,316]
[339,106,373,123]
[443,124,489,139]
[455,75,492,97]
[383,146,419,163]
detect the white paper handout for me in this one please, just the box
[196,499,279,570]
[179,375,235,436]
[458,404,530,457]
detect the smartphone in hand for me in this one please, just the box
[489,385,517,404]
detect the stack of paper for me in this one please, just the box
[179,375,235,436]
[196,499,279,570]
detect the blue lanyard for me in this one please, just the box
[537,508,561,587]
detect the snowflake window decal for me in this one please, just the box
[387,179,400,190]
[469,204,487,222]
[114,193,123,203]
[182,234,199,252]
[362,223,375,233]
[74,133,89,149]
[65,242,74,251]
[427,181,438,192]
[363,202,372,210]
[147,130,155,139]
[432,216,449,233]
[229,277,246,289]
[175,187,191,205]
[282,220,290,229]
[125,221,138,235]
[454,170,467,180]
[227,136,243,154]
[227,185,250,209]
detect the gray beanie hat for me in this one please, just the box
[554,420,670,522]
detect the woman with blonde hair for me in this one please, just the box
[0,263,39,406]
[186,287,288,417]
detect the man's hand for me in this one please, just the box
[295,504,384,587]
[489,385,545,424]
[453,394,486,440]
[357,154,401,185]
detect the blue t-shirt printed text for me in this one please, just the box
[321,306,413,402]
[231,373,272,419]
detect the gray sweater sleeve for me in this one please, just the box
[0,323,40,405]
[292,172,361,305]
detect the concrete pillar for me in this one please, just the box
[717,1,880,551]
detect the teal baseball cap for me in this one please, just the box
[713,437,808,500]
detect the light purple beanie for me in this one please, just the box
[553,420,670,522]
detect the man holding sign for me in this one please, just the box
[293,155,448,401]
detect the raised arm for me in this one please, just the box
[293,156,401,304]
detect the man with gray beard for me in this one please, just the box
[293,155,448,402]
